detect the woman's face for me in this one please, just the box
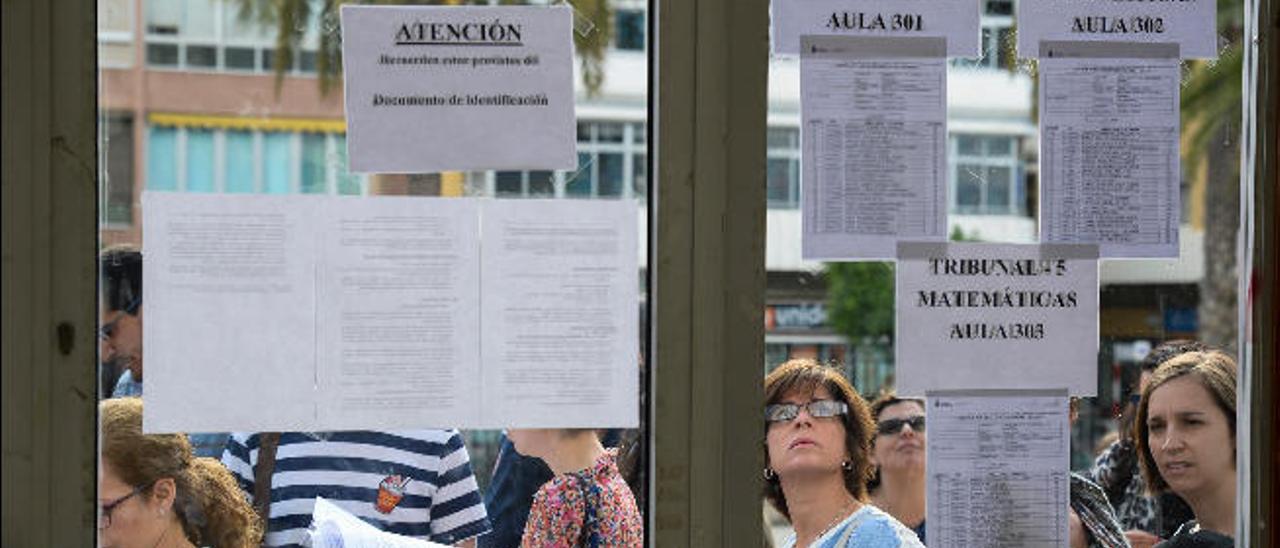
[97,461,163,548]
[766,385,850,481]
[1146,376,1235,503]
[872,401,926,477]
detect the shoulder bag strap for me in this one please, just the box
[253,432,282,528]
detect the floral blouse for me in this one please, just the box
[520,449,643,547]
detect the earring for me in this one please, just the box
[763,467,777,481]
[841,460,854,471]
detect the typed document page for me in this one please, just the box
[801,36,947,260]
[316,197,482,430]
[480,199,640,428]
[927,391,1070,548]
[142,193,318,433]
[1039,43,1180,258]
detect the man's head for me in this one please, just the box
[1139,340,1210,393]
[101,247,143,380]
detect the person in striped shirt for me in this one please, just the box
[222,430,491,547]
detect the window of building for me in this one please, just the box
[145,124,361,195]
[766,127,800,208]
[950,133,1021,215]
[101,113,135,225]
[950,1,1015,70]
[616,9,646,51]
[143,0,319,74]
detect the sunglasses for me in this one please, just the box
[99,482,150,529]
[765,399,848,423]
[876,416,926,436]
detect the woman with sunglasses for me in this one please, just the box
[1134,351,1237,547]
[764,359,924,547]
[866,393,927,543]
[99,398,260,548]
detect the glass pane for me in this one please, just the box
[185,129,215,192]
[567,153,593,196]
[956,134,982,156]
[224,130,255,193]
[598,153,624,197]
[955,166,982,209]
[987,166,1012,213]
[616,10,645,51]
[146,126,177,190]
[262,132,291,194]
[334,135,360,196]
[102,114,134,224]
[146,43,178,66]
[98,2,652,545]
[598,122,625,143]
[300,133,327,194]
[182,0,217,40]
[186,45,217,68]
[633,154,648,199]
[495,171,523,196]
[224,47,255,71]
[299,50,318,73]
[767,158,792,206]
[528,171,555,197]
[767,128,794,149]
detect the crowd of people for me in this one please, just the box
[100,247,1237,547]
[761,345,1238,548]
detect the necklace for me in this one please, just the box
[802,498,857,547]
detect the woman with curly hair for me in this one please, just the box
[763,360,923,547]
[99,397,261,548]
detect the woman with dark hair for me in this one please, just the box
[99,397,261,548]
[866,393,927,543]
[763,359,923,547]
[1134,351,1237,547]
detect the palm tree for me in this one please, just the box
[227,0,614,96]
[1182,0,1244,351]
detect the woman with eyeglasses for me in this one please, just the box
[763,359,924,547]
[99,398,260,548]
[866,393,927,543]
[1134,351,1237,547]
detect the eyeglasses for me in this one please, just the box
[765,399,848,423]
[99,483,148,529]
[876,416,926,436]
[99,298,140,341]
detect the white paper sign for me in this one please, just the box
[1017,0,1218,59]
[481,200,639,428]
[1039,42,1181,258]
[927,390,1070,548]
[772,0,980,57]
[895,243,1099,396]
[341,5,576,173]
[143,193,639,432]
[310,497,452,548]
[801,36,947,260]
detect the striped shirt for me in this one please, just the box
[222,430,491,547]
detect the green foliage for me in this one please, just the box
[228,0,612,96]
[1181,0,1244,174]
[824,262,895,343]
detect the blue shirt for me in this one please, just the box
[783,505,924,548]
[111,370,143,397]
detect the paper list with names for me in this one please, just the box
[1040,51,1180,258]
[926,392,1070,548]
[801,36,946,260]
